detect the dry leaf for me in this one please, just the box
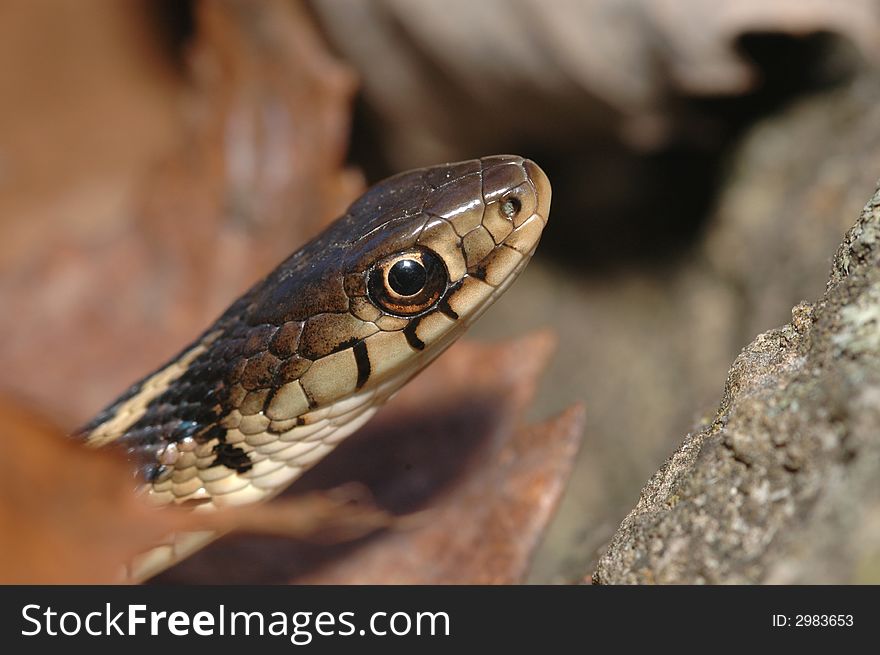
[0,395,174,583]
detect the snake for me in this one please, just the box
[76,154,551,581]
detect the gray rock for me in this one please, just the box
[594,187,880,584]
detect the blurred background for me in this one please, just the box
[2,0,880,582]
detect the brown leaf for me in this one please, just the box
[294,406,586,584]
[0,395,174,583]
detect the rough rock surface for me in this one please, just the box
[593,185,880,584]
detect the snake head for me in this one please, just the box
[255,155,552,410]
[81,155,550,521]
[199,156,553,425]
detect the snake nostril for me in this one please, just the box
[501,197,521,220]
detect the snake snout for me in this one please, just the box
[523,159,551,226]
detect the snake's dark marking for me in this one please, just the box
[438,281,463,320]
[212,442,252,473]
[403,317,426,351]
[142,463,162,483]
[331,336,360,356]
[77,155,551,582]
[201,423,227,443]
[353,340,371,389]
[469,263,488,281]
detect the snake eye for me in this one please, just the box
[368,248,448,316]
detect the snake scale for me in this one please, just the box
[77,155,551,581]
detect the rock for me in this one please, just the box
[593,185,880,584]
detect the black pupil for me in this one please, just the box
[387,259,427,296]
